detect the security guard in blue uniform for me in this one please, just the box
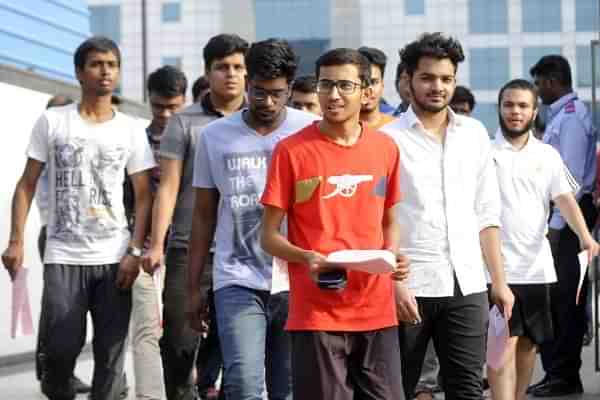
[528,54,597,397]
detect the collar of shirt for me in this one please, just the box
[382,106,500,298]
[547,92,577,121]
[200,92,247,117]
[493,128,536,151]
[402,104,462,138]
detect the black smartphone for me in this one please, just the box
[317,270,347,290]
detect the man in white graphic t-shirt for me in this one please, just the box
[2,36,155,400]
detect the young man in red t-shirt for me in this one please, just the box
[261,48,409,400]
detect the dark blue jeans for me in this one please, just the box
[215,286,292,400]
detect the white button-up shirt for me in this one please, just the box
[492,130,577,284]
[381,107,501,297]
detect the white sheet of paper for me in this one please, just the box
[153,266,164,328]
[486,305,509,370]
[325,250,395,274]
[11,267,34,338]
[271,257,290,294]
[576,250,589,305]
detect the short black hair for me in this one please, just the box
[203,33,249,71]
[147,65,188,98]
[498,79,538,109]
[358,46,388,78]
[246,38,298,83]
[74,36,121,70]
[395,60,407,88]
[192,75,210,102]
[451,86,476,111]
[315,48,371,85]
[400,32,464,76]
[291,75,317,94]
[46,95,74,109]
[529,55,572,88]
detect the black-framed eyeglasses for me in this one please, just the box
[316,79,364,95]
[249,86,290,103]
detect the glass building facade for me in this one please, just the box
[0,0,90,83]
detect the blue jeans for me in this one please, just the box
[215,286,292,400]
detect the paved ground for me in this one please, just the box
[0,343,598,399]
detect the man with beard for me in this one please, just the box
[488,78,599,400]
[142,34,248,400]
[186,39,315,400]
[381,32,514,400]
[528,55,598,397]
[2,36,155,400]
[358,46,396,129]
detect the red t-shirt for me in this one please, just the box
[261,122,402,331]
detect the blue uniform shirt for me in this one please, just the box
[543,92,596,229]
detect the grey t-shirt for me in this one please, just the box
[159,102,221,249]
[193,107,316,291]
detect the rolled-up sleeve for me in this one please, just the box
[549,115,589,230]
[475,135,502,231]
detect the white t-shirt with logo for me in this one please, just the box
[492,130,577,284]
[26,104,156,265]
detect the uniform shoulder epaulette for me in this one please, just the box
[564,100,576,114]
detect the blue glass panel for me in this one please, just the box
[522,0,561,33]
[406,0,425,15]
[89,5,120,43]
[469,48,510,91]
[469,0,507,33]
[162,2,181,23]
[471,102,498,138]
[254,0,330,40]
[576,0,599,32]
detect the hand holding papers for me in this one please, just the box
[11,267,33,338]
[325,250,396,274]
[486,305,509,370]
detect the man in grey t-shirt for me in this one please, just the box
[143,34,248,400]
[186,39,315,400]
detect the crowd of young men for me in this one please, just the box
[2,29,599,400]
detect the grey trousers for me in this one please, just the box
[41,263,131,400]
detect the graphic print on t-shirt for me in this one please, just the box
[322,174,373,199]
[224,150,272,267]
[53,136,126,242]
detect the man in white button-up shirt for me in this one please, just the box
[488,78,599,400]
[381,32,514,400]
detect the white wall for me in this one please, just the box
[0,82,50,357]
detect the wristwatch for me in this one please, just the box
[126,245,143,258]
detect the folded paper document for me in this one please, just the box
[11,268,33,338]
[486,305,509,370]
[326,250,395,274]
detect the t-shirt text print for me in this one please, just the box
[27,104,156,265]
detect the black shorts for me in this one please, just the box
[490,283,554,345]
[291,327,404,400]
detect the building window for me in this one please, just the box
[522,0,561,33]
[406,0,425,15]
[576,46,600,88]
[576,0,599,32]
[469,0,507,33]
[469,48,510,91]
[522,47,561,78]
[472,103,498,138]
[89,5,121,43]
[162,56,182,69]
[162,2,181,23]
